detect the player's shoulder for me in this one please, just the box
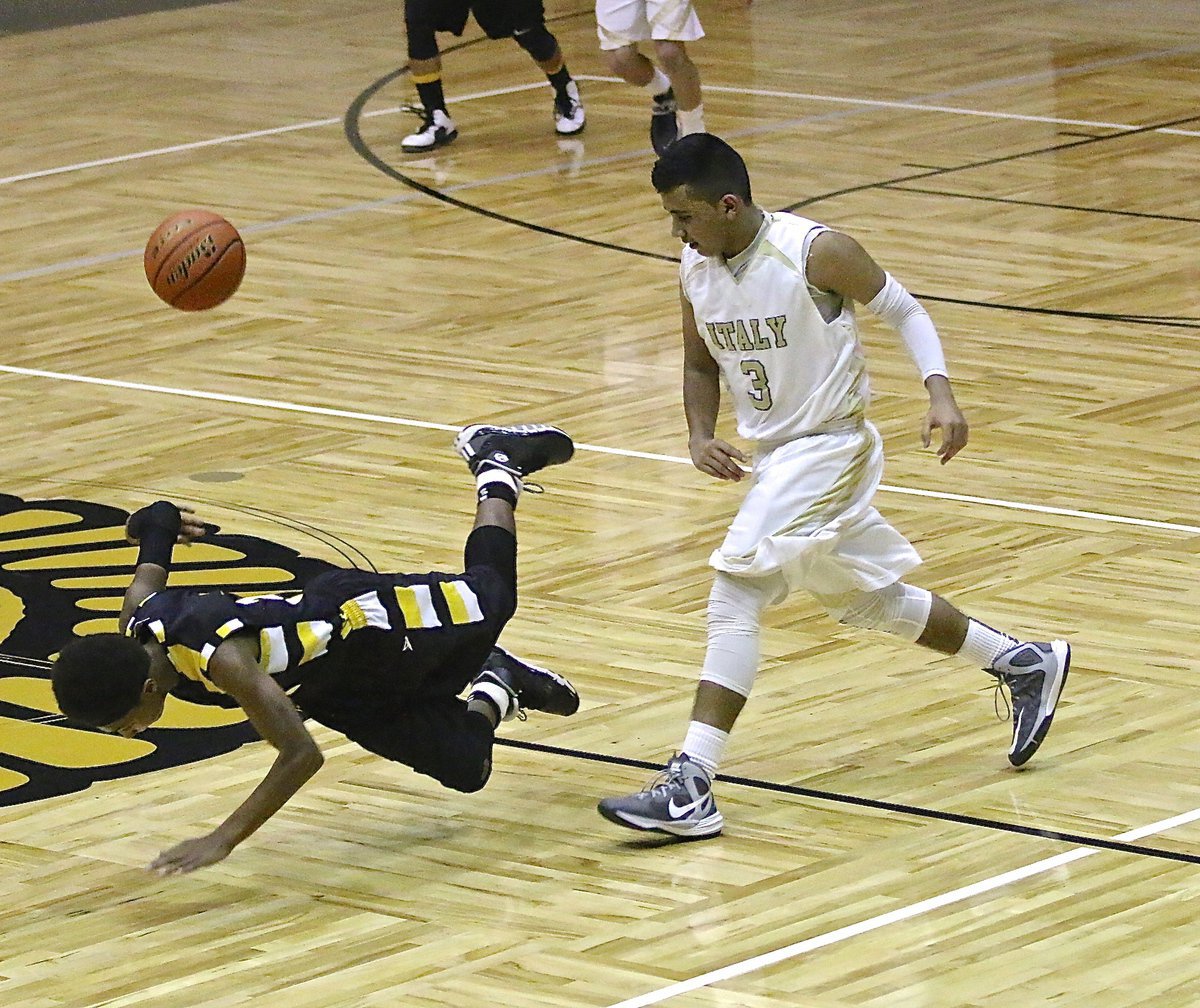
[767,210,830,246]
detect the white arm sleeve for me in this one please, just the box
[864,272,948,381]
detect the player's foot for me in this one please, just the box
[554,81,586,136]
[650,87,679,156]
[454,423,574,481]
[989,640,1071,767]
[469,646,579,721]
[402,107,458,153]
[597,753,723,838]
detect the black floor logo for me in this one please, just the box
[0,493,335,807]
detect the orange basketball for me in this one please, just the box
[144,209,246,311]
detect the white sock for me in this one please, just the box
[958,619,1019,669]
[682,722,728,777]
[677,104,705,136]
[643,67,671,98]
[470,681,514,722]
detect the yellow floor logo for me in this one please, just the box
[0,493,335,806]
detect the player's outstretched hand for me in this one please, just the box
[690,437,750,481]
[149,832,234,876]
[126,502,218,545]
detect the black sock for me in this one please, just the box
[547,66,572,100]
[415,78,446,115]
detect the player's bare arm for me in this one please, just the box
[681,285,748,481]
[148,634,324,876]
[807,230,968,464]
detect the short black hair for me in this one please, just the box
[651,133,752,204]
[52,634,151,727]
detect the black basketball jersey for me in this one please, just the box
[125,568,492,705]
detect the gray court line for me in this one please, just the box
[0,364,1195,536]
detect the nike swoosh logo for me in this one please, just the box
[668,793,709,819]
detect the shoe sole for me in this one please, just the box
[597,803,724,839]
[1009,640,1071,767]
[555,119,586,136]
[454,423,575,469]
[401,129,458,154]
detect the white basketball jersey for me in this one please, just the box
[681,212,869,444]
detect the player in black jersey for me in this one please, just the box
[51,424,577,875]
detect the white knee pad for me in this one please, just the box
[699,572,781,698]
[820,582,932,643]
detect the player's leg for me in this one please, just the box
[454,422,580,723]
[596,0,682,154]
[402,0,460,152]
[818,584,1071,767]
[493,0,586,135]
[597,570,783,838]
[651,39,703,137]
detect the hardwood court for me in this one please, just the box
[1,1,1198,1005]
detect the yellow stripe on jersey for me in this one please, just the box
[394,585,441,629]
[439,580,485,625]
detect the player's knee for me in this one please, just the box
[512,24,558,63]
[653,40,690,74]
[819,583,931,642]
[441,757,491,793]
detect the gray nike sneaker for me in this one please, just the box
[989,640,1071,767]
[597,753,723,838]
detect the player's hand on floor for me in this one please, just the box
[149,832,234,875]
[691,437,750,480]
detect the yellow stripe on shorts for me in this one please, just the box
[438,580,485,625]
[394,584,441,629]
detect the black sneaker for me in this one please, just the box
[454,423,574,480]
[402,107,458,153]
[989,640,1071,767]
[471,646,579,718]
[650,87,679,155]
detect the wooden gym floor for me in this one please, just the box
[1,1,1198,1005]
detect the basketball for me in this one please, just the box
[144,209,246,311]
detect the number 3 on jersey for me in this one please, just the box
[740,359,773,411]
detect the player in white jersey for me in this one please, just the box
[598,134,1072,839]
[595,0,707,154]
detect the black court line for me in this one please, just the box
[497,737,1200,866]
[344,48,1200,331]
[784,111,1200,212]
[882,184,1200,226]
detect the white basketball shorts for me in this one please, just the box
[596,0,704,50]
[711,422,922,597]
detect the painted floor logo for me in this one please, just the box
[0,493,335,807]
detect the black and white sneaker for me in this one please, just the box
[454,423,574,482]
[598,753,723,839]
[469,646,579,721]
[650,87,679,155]
[554,81,586,135]
[402,107,458,153]
[989,640,1071,767]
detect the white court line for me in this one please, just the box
[4,69,1198,190]
[0,364,1196,536]
[605,805,1200,1008]
[0,81,554,187]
